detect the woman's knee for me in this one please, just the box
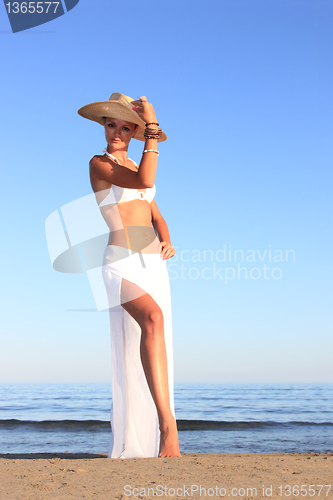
[144,307,164,329]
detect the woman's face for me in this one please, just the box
[104,117,138,151]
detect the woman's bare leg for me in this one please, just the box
[120,278,181,457]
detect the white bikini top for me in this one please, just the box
[98,149,156,207]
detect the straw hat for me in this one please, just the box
[77,92,167,142]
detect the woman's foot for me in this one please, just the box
[158,416,182,457]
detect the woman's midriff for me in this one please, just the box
[104,199,160,254]
[108,226,160,254]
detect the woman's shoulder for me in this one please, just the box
[89,154,114,177]
[89,155,113,194]
[90,154,106,165]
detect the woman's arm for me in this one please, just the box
[132,98,160,188]
[89,155,154,189]
[150,200,176,260]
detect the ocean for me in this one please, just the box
[0,383,332,455]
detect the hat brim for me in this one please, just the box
[77,101,167,142]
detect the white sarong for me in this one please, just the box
[102,244,175,459]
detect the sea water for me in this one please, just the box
[0,383,332,454]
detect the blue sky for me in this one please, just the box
[0,0,332,383]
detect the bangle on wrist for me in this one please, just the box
[143,149,159,155]
[145,122,159,127]
[144,126,161,140]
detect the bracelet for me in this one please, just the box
[144,134,161,140]
[145,126,161,131]
[144,134,160,140]
[143,149,159,155]
[145,122,159,127]
[144,126,161,140]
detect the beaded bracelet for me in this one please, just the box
[145,122,159,127]
[144,127,161,140]
[144,133,161,140]
[143,149,159,155]
[144,135,160,140]
[145,126,161,131]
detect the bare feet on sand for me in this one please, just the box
[158,417,182,457]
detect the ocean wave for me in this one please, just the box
[1,419,332,431]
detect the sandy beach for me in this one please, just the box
[0,452,332,499]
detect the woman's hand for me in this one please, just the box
[158,242,176,260]
[131,96,158,125]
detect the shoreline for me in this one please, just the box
[0,451,332,459]
[1,452,332,499]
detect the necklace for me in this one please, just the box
[102,148,138,170]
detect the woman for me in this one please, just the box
[78,93,181,459]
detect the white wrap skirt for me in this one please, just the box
[102,244,175,459]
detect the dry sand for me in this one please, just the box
[0,452,332,499]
